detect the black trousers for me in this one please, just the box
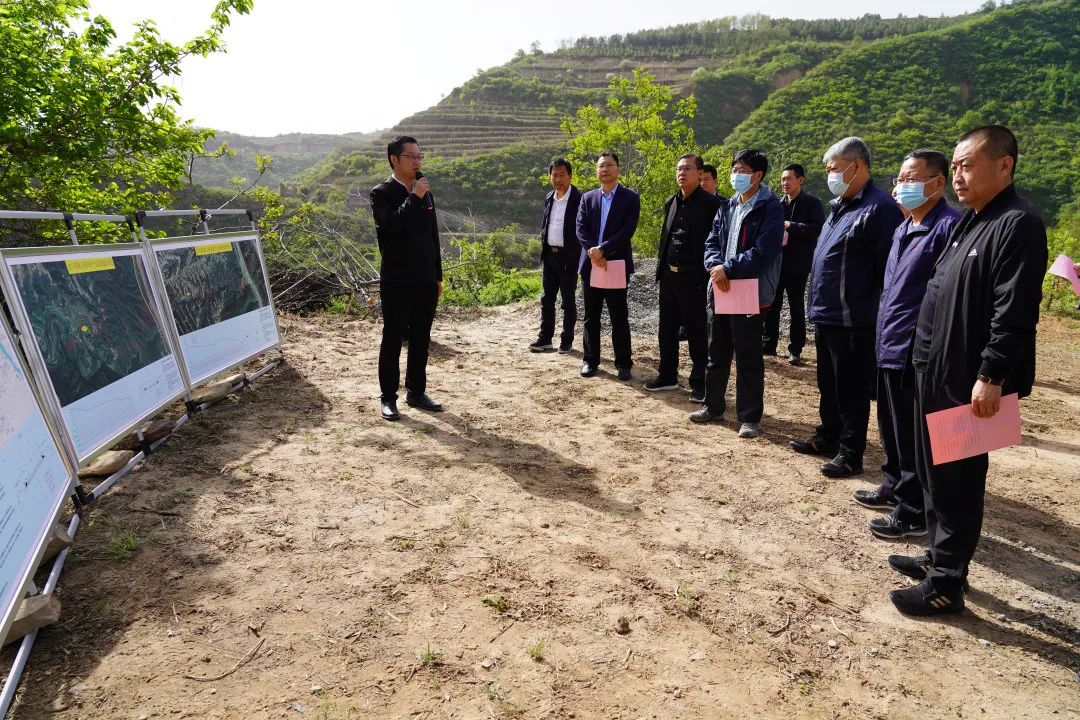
[538,252,578,347]
[762,272,808,356]
[657,271,708,391]
[914,371,989,593]
[581,274,632,369]
[876,367,924,525]
[379,281,439,401]
[813,324,875,460]
[704,310,764,422]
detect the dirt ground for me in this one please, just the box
[7,303,1080,719]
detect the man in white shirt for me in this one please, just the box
[530,159,583,353]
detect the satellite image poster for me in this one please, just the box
[2,246,187,462]
[0,312,73,643]
[151,234,279,385]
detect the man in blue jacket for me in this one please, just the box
[576,151,640,381]
[530,159,583,353]
[852,149,960,540]
[691,149,784,438]
[790,137,904,476]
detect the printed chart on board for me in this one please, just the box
[4,247,187,462]
[152,234,279,386]
[0,315,71,637]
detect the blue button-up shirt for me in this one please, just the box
[599,184,618,242]
[875,199,961,369]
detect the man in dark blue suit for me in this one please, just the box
[530,159,583,353]
[576,151,640,381]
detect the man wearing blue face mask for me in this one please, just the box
[853,150,960,541]
[791,137,904,477]
[691,149,784,438]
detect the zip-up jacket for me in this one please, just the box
[703,184,785,308]
[370,176,443,285]
[781,190,825,276]
[911,184,1047,411]
[656,186,724,282]
[808,179,904,327]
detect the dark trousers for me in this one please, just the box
[538,252,578,346]
[379,281,438,401]
[914,371,989,593]
[657,271,708,391]
[762,272,808,356]
[704,310,764,422]
[813,324,875,460]
[581,276,632,369]
[876,367,924,525]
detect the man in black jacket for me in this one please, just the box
[762,164,824,364]
[530,159,582,353]
[370,136,444,421]
[889,125,1047,616]
[646,154,724,399]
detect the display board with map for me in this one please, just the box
[149,233,279,386]
[0,245,188,464]
[0,310,73,644]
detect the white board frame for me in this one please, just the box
[0,307,76,646]
[0,244,191,468]
[144,230,282,388]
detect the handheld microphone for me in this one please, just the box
[415,172,433,210]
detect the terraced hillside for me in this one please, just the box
[297,3,1079,240]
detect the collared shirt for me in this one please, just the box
[599,184,618,242]
[725,186,761,261]
[547,189,570,247]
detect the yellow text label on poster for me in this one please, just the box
[65,257,115,275]
[195,241,233,256]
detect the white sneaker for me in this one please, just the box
[738,422,759,439]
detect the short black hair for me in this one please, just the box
[387,135,419,168]
[782,163,805,178]
[597,151,619,166]
[678,153,704,171]
[958,124,1018,176]
[733,148,768,177]
[904,149,949,178]
[702,164,718,180]
[549,158,572,176]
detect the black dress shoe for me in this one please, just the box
[821,453,863,478]
[380,399,400,421]
[889,579,964,616]
[617,367,632,382]
[581,362,598,377]
[689,407,724,423]
[405,392,443,412]
[789,437,838,456]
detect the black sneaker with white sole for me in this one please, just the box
[529,340,554,352]
[853,488,898,510]
[869,514,927,540]
[643,377,679,392]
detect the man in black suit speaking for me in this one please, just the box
[370,136,444,421]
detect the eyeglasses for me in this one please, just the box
[892,175,941,187]
[596,163,618,170]
[399,153,424,161]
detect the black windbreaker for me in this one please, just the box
[911,184,1047,412]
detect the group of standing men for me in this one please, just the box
[371,125,1048,618]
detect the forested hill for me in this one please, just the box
[295,1,1079,233]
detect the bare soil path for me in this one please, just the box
[9,305,1080,719]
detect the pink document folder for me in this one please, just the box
[1048,254,1080,296]
[589,259,627,289]
[926,393,1021,465]
[712,278,759,314]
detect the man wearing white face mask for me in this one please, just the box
[692,149,783,438]
[853,150,960,541]
[791,137,904,477]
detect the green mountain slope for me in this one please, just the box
[724,0,1080,222]
[192,130,376,189]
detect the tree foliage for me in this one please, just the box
[0,0,253,242]
[561,69,698,255]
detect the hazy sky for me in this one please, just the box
[90,0,987,137]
